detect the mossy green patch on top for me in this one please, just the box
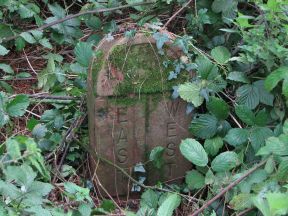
[108,44,188,96]
[91,51,104,95]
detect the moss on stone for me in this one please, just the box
[108,44,189,96]
[91,51,104,96]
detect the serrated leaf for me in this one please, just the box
[140,189,159,209]
[211,151,239,172]
[153,32,170,50]
[0,44,9,56]
[229,193,252,210]
[180,138,208,167]
[206,97,229,120]
[39,38,52,49]
[6,138,21,160]
[227,71,250,83]
[0,63,14,74]
[15,37,26,51]
[250,127,273,151]
[265,66,288,92]
[85,16,102,30]
[204,136,223,156]
[264,157,275,174]
[205,169,215,184]
[211,46,231,64]
[185,170,205,190]
[212,0,236,13]
[257,135,288,156]
[277,158,288,181]
[253,80,274,106]
[224,128,248,146]
[149,146,165,169]
[74,42,93,67]
[20,32,36,44]
[236,84,260,109]
[32,124,48,139]
[178,82,204,107]
[266,193,288,216]
[156,193,180,216]
[6,94,29,117]
[190,114,218,139]
[235,105,255,126]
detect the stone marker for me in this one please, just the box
[87,33,192,196]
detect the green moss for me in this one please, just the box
[91,51,104,96]
[108,44,189,96]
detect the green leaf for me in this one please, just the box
[212,0,236,13]
[211,46,231,64]
[178,82,204,107]
[190,114,218,139]
[253,196,271,216]
[206,97,229,120]
[204,136,223,156]
[85,16,102,30]
[15,37,26,51]
[149,146,165,169]
[229,193,252,211]
[32,124,48,139]
[6,94,30,117]
[20,32,36,44]
[39,38,52,49]
[283,120,288,134]
[205,169,215,184]
[265,66,288,92]
[0,63,14,74]
[249,127,273,151]
[6,138,21,160]
[277,158,288,181]
[224,128,248,146]
[227,71,250,83]
[180,138,208,167]
[257,135,288,156]
[253,80,274,106]
[185,170,205,190]
[74,42,93,67]
[235,105,255,126]
[156,193,181,216]
[236,84,260,109]
[140,189,159,209]
[266,193,288,216]
[0,44,9,56]
[211,151,239,172]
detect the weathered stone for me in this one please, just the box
[87,34,192,196]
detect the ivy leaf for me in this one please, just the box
[235,105,255,126]
[180,138,208,167]
[211,151,240,172]
[224,128,248,146]
[74,42,93,67]
[206,97,229,120]
[6,94,30,117]
[0,44,9,56]
[236,84,260,109]
[153,32,170,50]
[156,193,180,216]
[190,114,218,139]
[227,71,250,83]
[204,136,223,156]
[211,46,231,64]
[178,82,204,107]
[149,146,165,169]
[185,170,205,190]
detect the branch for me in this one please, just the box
[2,2,154,43]
[189,159,267,216]
[162,0,193,28]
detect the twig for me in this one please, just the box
[9,94,80,100]
[23,50,38,75]
[237,207,255,216]
[52,99,86,183]
[163,0,193,28]
[2,2,154,43]
[188,159,267,216]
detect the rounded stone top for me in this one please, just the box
[88,33,189,97]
